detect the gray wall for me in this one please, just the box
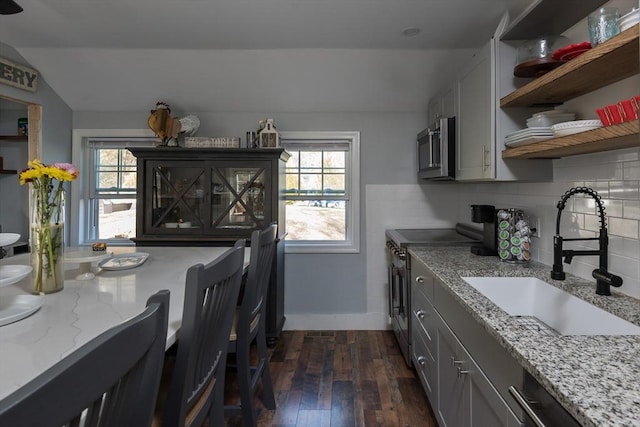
[73,110,427,318]
[0,42,73,240]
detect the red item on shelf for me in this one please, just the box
[606,104,624,124]
[596,108,612,126]
[632,96,640,114]
[620,100,638,121]
[551,42,592,61]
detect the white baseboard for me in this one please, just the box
[283,312,391,330]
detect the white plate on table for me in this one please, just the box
[0,265,33,287]
[0,295,43,327]
[0,233,21,247]
[64,250,113,264]
[98,252,150,271]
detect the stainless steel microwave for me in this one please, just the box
[417,117,456,180]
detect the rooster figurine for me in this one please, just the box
[148,101,181,146]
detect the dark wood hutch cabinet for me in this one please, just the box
[128,147,289,345]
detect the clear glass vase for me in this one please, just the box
[30,191,65,294]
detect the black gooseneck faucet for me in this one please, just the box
[550,187,623,295]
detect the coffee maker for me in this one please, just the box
[470,204,497,256]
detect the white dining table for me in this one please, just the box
[0,245,250,401]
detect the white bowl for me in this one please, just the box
[527,114,576,127]
[619,8,639,32]
[0,233,20,247]
[0,265,33,287]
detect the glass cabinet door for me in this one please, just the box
[148,161,207,231]
[210,163,269,231]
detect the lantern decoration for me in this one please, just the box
[258,119,279,148]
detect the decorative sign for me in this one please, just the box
[0,57,38,92]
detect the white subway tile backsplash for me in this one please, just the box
[604,199,623,217]
[610,181,640,200]
[623,200,640,220]
[451,149,640,300]
[609,217,639,239]
[624,161,640,180]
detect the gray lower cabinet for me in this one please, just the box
[410,256,523,427]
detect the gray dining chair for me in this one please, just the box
[0,289,170,427]
[158,241,245,427]
[225,223,277,425]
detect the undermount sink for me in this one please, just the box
[461,277,640,336]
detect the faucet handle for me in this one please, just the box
[592,269,623,288]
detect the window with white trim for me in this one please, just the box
[76,137,155,245]
[280,131,360,253]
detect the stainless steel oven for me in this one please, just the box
[385,225,482,366]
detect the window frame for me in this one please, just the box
[71,129,157,246]
[280,131,360,254]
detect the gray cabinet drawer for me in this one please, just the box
[411,257,435,303]
[412,324,437,403]
[411,282,437,358]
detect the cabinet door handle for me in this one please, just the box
[451,357,464,368]
[482,145,490,170]
[415,275,424,284]
[416,310,426,319]
[417,356,427,366]
[457,367,469,378]
[509,386,546,427]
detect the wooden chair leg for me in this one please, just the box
[256,328,276,409]
[237,339,257,426]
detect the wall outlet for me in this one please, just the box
[529,215,541,238]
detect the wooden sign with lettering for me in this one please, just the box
[0,57,38,92]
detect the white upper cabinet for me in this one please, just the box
[454,35,552,182]
[456,40,494,181]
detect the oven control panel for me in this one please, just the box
[386,240,406,260]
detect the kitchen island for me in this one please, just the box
[0,246,250,401]
[410,246,640,427]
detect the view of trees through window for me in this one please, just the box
[284,150,346,240]
[94,148,137,240]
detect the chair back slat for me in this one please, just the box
[163,241,245,427]
[242,223,277,333]
[0,290,170,427]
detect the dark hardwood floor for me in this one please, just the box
[225,330,437,426]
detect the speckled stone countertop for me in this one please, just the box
[408,246,640,427]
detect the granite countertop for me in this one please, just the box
[408,246,640,427]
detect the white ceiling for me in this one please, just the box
[0,0,513,113]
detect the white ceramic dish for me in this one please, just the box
[551,120,602,130]
[0,233,21,247]
[526,114,576,128]
[532,109,568,117]
[504,135,553,148]
[64,250,114,264]
[552,127,602,137]
[0,295,43,327]
[551,120,602,137]
[0,265,33,287]
[98,252,150,271]
[619,8,639,32]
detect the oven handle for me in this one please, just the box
[388,264,395,316]
[509,386,546,427]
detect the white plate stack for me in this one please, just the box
[526,110,576,128]
[551,120,603,137]
[504,127,554,147]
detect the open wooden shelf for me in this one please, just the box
[502,120,639,159]
[500,25,639,108]
[0,135,27,142]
